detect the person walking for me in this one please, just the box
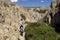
[20,24,24,36]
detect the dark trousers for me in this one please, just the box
[20,31,23,36]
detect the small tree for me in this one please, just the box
[25,22,58,40]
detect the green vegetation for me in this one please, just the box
[58,37,60,40]
[25,22,58,40]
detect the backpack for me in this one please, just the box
[20,25,24,32]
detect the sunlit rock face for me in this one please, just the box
[0,0,25,40]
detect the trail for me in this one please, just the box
[19,32,25,40]
[19,23,27,40]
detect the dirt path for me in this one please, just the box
[19,23,27,40]
[19,32,25,40]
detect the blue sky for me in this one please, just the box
[11,0,52,7]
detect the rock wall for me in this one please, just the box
[0,0,26,40]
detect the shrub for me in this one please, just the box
[20,14,26,20]
[25,22,58,40]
